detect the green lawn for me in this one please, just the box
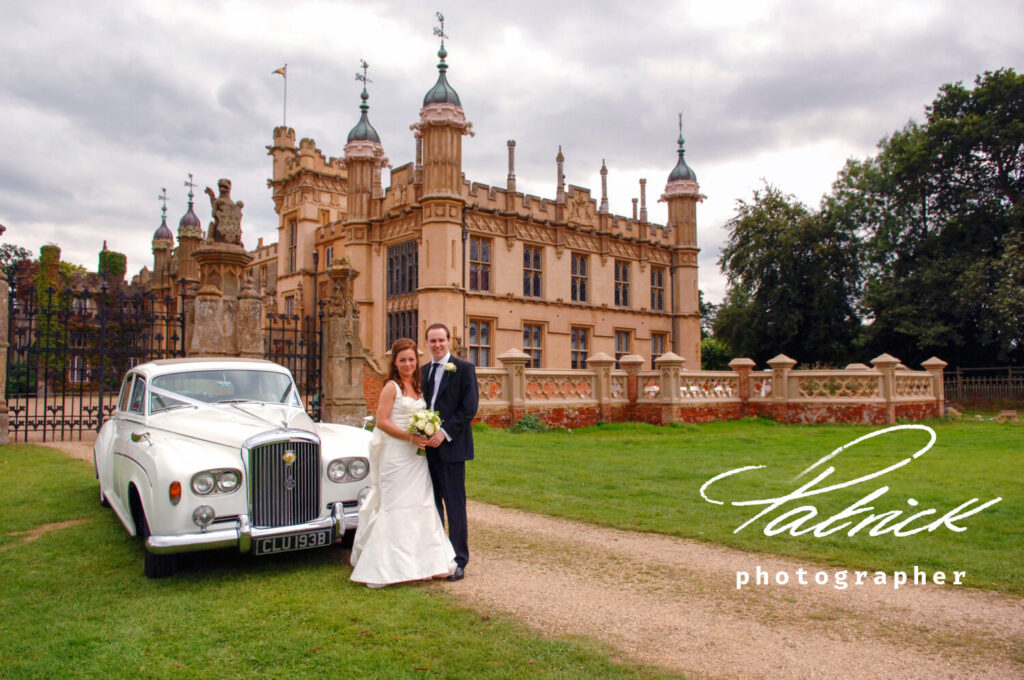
[0,445,686,680]
[470,418,1023,594]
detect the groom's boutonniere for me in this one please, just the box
[444,362,457,373]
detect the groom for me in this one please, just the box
[422,322,478,581]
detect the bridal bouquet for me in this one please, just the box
[408,409,442,455]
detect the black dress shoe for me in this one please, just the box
[447,566,465,581]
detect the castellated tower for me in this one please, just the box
[659,122,704,364]
[409,38,474,342]
[267,122,348,318]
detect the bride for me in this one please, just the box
[350,338,457,587]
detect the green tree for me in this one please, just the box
[831,68,1024,365]
[0,243,31,281]
[714,183,863,365]
[700,337,731,370]
[698,289,717,340]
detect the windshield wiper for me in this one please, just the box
[152,403,196,414]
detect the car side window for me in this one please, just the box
[128,377,147,414]
[118,375,134,412]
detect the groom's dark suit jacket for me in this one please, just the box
[422,356,479,462]
[422,354,478,568]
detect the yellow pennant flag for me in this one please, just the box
[272,66,286,76]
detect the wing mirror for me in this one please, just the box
[131,432,153,445]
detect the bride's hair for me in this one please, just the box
[387,337,423,396]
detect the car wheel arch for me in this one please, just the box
[127,483,148,537]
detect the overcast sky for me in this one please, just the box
[2,0,1022,302]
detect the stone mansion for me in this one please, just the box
[147,41,705,371]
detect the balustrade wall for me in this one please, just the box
[474,351,947,427]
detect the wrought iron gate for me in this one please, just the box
[6,279,186,442]
[263,303,322,421]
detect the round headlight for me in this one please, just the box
[347,459,369,481]
[191,472,215,495]
[192,505,215,528]
[327,459,347,482]
[217,470,240,492]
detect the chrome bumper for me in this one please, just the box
[146,503,359,555]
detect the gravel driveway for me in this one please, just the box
[450,501,1023,679]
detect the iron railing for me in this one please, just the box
[6,278,187,441]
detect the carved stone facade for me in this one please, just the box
[254,49,704,370]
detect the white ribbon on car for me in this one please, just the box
[147,384,290,429]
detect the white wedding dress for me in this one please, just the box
[350,383,456,586]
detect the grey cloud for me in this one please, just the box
[3,0,1023,286]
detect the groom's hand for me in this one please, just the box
[426,431,445,448]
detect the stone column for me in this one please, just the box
[0,270,9,444]
[921,356,948,417]
[766,354,797,403]
[586,352,615,419]
[729,357,756,414]
[655,351,686,424]
[871,353,901,424]
[499,348,532,423]
[189,243,256,357]
[237,277,264,359]
[321,259,370,426]
[619,354,645,414]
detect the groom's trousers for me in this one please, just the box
[426,456,468,568]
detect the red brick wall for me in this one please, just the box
[895,402,940,420]
[475,399,939,429]
[363,363,385,417]
[672,404,745,423]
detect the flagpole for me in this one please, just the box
[273,64,288,127]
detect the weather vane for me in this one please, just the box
[434,11,447,42]
[157,187,168,220]
[355,59,371,87]
[184,173,196,203]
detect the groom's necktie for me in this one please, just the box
[427,362,440,406]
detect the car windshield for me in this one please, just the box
[150,369,299,413]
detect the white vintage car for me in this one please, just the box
[94,358,372,578]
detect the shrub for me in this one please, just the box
[508,413,549,433]
[700,337,732,370]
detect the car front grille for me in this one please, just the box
[249,438,320,528]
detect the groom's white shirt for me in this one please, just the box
[429,352,453,442]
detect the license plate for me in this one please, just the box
[254,528,332,555]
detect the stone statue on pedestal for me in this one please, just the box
[204,179,244,245]
[188,177,260,358]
